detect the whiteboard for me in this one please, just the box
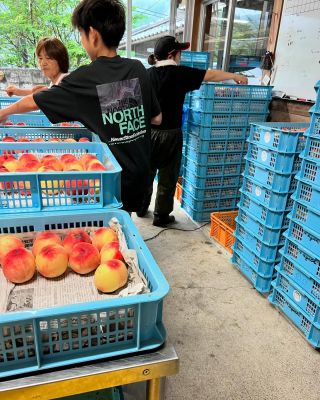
[271,0,320,101]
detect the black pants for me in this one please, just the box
[142,128,183,216]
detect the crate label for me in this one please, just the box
[255,186,262,197]
[293,290,302,303]
[264,132,271,143]
[261,151,268,162]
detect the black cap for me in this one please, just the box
[154,35,190,60]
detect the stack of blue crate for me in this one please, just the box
[232,122,309,293]
[269,82,320,347]
[181,83,273,222]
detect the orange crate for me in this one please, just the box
[210,211,238,253]
[175,177,183,203]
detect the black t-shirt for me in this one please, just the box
[34,56,161,212]
[148,65,206,130]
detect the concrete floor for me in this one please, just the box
[131,191,320,400]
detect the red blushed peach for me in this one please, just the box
[100,241,123,263]
[79,137,90,142]
[60,154,77,164]
[94,260,128,293]
[2,248,35,283]
[48,137,61,142]
[21,160,41,172]
[62,228,92,255]
[36,244,68,278]
[63,161,83,171]
[32,138,45,142]
[86,160,107,171]
[41,158,63,171]
[3,136,15,142]
[32,231,62,256]
[68,242,100,274]
[79,154,97,169]
[0,154,15,167]
[3,159,20,172]
[91,227,118,251]
[64,138,76,142]
[40,155,57,165]
[0,235,25,264]
[18,153,38,167]
[17,137,29,143]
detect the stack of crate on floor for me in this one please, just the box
[181,83,272,222]
[232,122,309,293]
[269,82,320,348]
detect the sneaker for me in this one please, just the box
[136,206,149,218]
[152,214,175,227]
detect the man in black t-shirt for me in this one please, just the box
[0,0,161,212]
[137,36,248,227]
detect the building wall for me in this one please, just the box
[0,68,47,95]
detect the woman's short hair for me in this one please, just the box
[36,37,69,73]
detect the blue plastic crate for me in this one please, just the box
[242,175,295,211]
[182,177,239,200]
[184,156,245,178]
[187,133,247,153]
[309,111,320,137]
[185,145,245,165]
[273,267,320,325]
[0,97,43,115]
[188,110,267,127]
[0,209,169,378]
[243,159,298,192]
[290,196,320,236]
[294,176,320,209]
[235,218,285,260]
[232,251,274,293]
[186,122,248,140]
[286,216,320,257]
[2,114,82,128]
[236,208,289,246]
[184,166,243,189]
[192,83,273,101]
[180,51,210,69]
[0,142,121,213]
[0,126,100,142]
[248,122,308,152]
[298,156,320,187]
[278,251,320,300]
[190,97,270,114]
[314,81,320,112]
[246,141,302,174]
[238,191,291,227]
[303,135,320,162]
[269,286,320,348]
[233,236,279,276]
[181,187,239,212]
[181,202,212,222]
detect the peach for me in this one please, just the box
[17,137,29,143]
[69,242,100,274]
[63,161,83,171]
[3,159,20,172]
[3,248,35,283]
[36,244,68,278]
[62,228,92,255]
[32,138,45,142]
[48,137,61,142]
[38,165,58,172]
[79,137,90,142]
[87,160,107,171]
[64,138,76,142]
[94,260,128,293]
[91,227,118,251]
[0,154,15,167]
[3,136,15,142]
[60,154,77,164]
[21,160,41,171]
[40,155,57,165]
[100,241,123,263]
[41,158,63,171]
[0,235,25,264]
[18,153,38,167]
[79,154,97,169]
[32,231,62,256]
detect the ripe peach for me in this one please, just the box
[32,231,62,256]
[79,137,90,142]
[0,154,15,167]
[48,137,61,142]
[91,227,118,251]
[41,158,63,171]
[0,235,25,264]
[38,165,58,172]
[32,138,45,142]
[60,154,77,164]
[62,228,92,255]
[3,136,15,142]
[18,153,38,167]
[40,155,57,165]
[17,137,29,143]
[79,154,97,170]
[64,138,76,142]
[69,242,100,274]
[21,160,41,172]
[3,248,35,283]
[87,160,107,171]
[100,241,123,263]
[94,260,128,293]
[3,159,20,172]
[36,244,68,278]
[63,161,83,171]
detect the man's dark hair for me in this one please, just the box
[72,0,126,48]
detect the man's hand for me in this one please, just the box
[233,74,248,85]
[5,85,18,97]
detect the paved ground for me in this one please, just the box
[128,193,320,400]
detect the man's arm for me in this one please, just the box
[0,95,39,123]
[151,112,162,125]
[204,70,248,85]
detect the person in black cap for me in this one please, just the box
[137,35,248,227]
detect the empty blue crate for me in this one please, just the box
[0,209,169,378]
[183,177,239,200]
[242,175,295,211]
[186,145,245,165]
[232,251,274,293]
[286,217,320,256]
[294,175,320,209]
[290,196,320,235]
[181,188,239,213]
[180,51,210,69]
[269,286,320,348]
[303,134,320,161]
[248,122,308,152]
[273,267,320,325]
[235,219,285,260]
[0,127,100,142]
[243,159,298,192]
[233,236,279,276]
[187,133,247,153]
[184,156,245,178]
[247,141,302,174]
[187,122,248,140]
[184,167,242,189]
[308,111,320,137]
[236,208,289,246]
[192,83,273,101]
[181,202,212,222]
[298,157,320,187]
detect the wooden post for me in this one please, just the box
[190,0,202,50]
[267,0,284,53]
